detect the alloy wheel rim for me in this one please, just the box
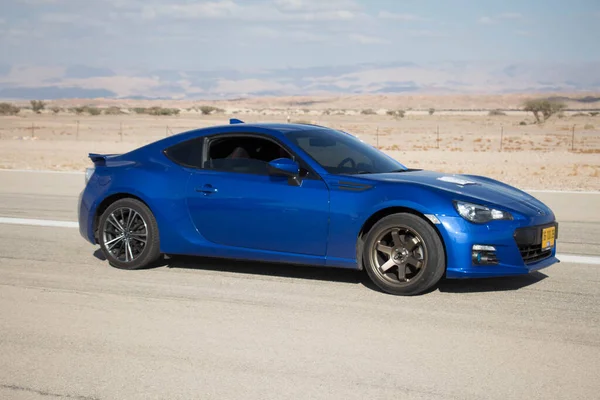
[371,226,427,285]
[102,207,148,263]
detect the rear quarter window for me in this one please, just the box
[164,137,204,168]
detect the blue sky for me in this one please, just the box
[1,0,599,72]
[0,0,599,99]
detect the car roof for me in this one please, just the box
[136,121,339,155]
[175,121,335,140]
[199,122,329,134]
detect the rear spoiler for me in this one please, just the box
[88,153,120,167]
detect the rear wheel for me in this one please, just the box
[362,213,445,295]
[98,198,161,270]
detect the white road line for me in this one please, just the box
[557,254,600,265]
[0,169,83,175]
[0,217,79,228]
[2,217,600,265]
[526,190,600,195]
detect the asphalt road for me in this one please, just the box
[0,170,599,400]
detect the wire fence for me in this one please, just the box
[1,119,599,154]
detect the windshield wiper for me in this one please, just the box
[343,168,419,175]
[389,168,420,173]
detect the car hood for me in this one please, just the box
[362,170,551,217]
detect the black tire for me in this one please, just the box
[362,213,445,296]
[98,198,161,270]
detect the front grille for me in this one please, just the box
[514,222,558,265]
[518,244,552,264]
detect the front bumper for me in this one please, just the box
[439,216,560,279]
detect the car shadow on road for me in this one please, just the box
[165,254,371,285]
[93,250,548,294]
[437,272,548,293]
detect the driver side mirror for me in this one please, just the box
[267,158,299,177]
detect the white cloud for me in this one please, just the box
[378,11,424,21]
[16,0,63,3]
[141,0,359,22]
[478,12,524,24]
[498,13,523,20]
[237,25,335,44]
[478,16,495,25]
[248,26,279,39]
[143,0,239,20]
[349,34,389,45]
[515,30,532,36]
[274,0,360,13]
[287,31,330,43]
[409,30,444,38]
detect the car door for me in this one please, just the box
[185,133,330,257]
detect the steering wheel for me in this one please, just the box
[338,157,356,169]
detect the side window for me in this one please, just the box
[206,136,293,175]
[294,136,371,171]
[164,137,204,168]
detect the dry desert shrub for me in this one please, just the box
[86,107,101,116]
[0,102,21,115]
[104,106,124,115]
[30,100,46,113]
[148,107,180,116]
[131,107,180,116]
[199,105,223,115]
[386,110,405,118]
[361,109,376,115]
[522,98,566,123]
[488,109,506,116]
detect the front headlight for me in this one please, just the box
[453,201,513,223]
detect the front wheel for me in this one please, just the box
[98,198,161,270]
[362,213,445,295]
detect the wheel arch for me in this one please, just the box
[356,206,448,271]
[93,192,153,242]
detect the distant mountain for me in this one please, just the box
[0,61,599,100]
[0,86,116,99]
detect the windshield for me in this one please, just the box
[286,128,406,175]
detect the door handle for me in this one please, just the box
[196,184,218,195]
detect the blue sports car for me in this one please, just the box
[78,119,559,295]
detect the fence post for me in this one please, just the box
[500,125,504,152]
[166,125,169,137]
[571,124,576,152]
[76,120,79,141]
[436,125,440,149]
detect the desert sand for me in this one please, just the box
[1,94,599,190]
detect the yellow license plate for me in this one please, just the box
[542,226,556,250]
